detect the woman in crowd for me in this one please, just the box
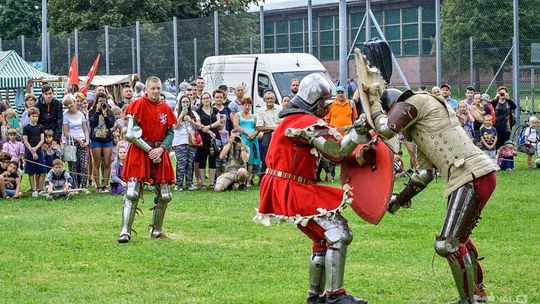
[62,94,90,190]
[233,96,261,185]
[21,94,37,127]
[195,92,222,189]
[173,95,201,191]
[89,92,115,192]
[490,86,517,149]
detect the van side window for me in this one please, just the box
[258,74,273,98]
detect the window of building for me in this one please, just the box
[318,15,335,60]
[290,18,304,52]
[264,21,275,53]
[384,9,401,56]
[421,6,436,55]
[276,20,289,52]
[402,7,418,55]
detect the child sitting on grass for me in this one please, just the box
[497,140,517,172]
[45,159,74,200]
[1,161,22,198]
[110,146,127,195]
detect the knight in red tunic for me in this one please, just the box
[254,74,371,304]
[118,76,177,243]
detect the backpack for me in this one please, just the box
[517,128,528,146]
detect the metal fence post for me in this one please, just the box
[469,36,473,86]
[42,0,47,73]
[339,0,347,86]
[131,38,135,74]
[214,11,219,56]
[21,35,25,60]
[366,0,371,40]
[47,32,51,73]
[105,26,109,75]
[250,37,253,54]
[194,38,198,77]
[67,38,71,66]
[173,17,179,89]
[136,21,141,77]
[512,0,520,125]
[74,29,79,71]
[435,0,441,86]
[259,6,264,54]
[0,38,3,51]
[308,0,313,54]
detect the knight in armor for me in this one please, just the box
[118,76,177,243]
[363,84,498,304]
[254,73,371,304]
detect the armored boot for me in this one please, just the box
[307,253,326,304]
[326,293,368,304]
[315,216,367,304]
[118,181,141,243]
[150,184,172,239]
[447,252,478,304]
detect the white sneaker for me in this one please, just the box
[32,191,39,198]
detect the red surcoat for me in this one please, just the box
[122,96,177,184]
[257,113,349,226]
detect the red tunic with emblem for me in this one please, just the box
[257,113,347,222]
[122,96,177,184]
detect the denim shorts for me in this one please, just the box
[91,140,114,149]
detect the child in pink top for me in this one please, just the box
[2,128,25,166]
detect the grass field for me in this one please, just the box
[0,155,539,304]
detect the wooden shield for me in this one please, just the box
[340,136,394,225]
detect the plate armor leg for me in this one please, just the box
[434,183,482,304]
[150,184,172,238]
[118,181,142,243]
[313,214,353,294]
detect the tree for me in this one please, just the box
[441,0,540,88]
[0,0,41,40]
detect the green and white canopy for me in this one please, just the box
[0,50,55,88]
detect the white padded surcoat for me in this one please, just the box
[398,93,499,197]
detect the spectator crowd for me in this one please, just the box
[0,76,536,200]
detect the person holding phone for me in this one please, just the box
[89,92,115,192]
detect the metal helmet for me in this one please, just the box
[290,73,331,113]
[380,88,403,112]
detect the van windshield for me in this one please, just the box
[272,71,336,99]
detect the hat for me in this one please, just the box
[481,93,490,101]
[218,84,228,90]
[504,140,515,146]
[440,83,451,90]
[336,85,346,92]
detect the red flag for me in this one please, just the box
[80,54,101,96]
[67,55,79,85]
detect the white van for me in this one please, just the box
[201,53,336,111]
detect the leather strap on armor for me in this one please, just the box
[266,168,315,184]
[386,102,418,133]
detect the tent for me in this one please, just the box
[0,50,60,113]
[0,50,56,88]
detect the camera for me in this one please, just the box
[101,102,108,109]
[499,92,505,97]
[233,136,242,144]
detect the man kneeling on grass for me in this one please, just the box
[214,129,250,192]
[45,159,75,200]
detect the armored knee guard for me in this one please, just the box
[150,184,172,239]
[435,183,482,303]
[118,181,142,243]
[313,214,353,294]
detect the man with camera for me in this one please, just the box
[214,129,250,192]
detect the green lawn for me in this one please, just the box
[0,156,539,303]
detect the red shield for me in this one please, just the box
[340,137,394,225]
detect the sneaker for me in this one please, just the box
[175,185,183,192]
[65,192,76,200]
[187,185,197,191]
[238,183,248,191]
[32,190,39,198]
